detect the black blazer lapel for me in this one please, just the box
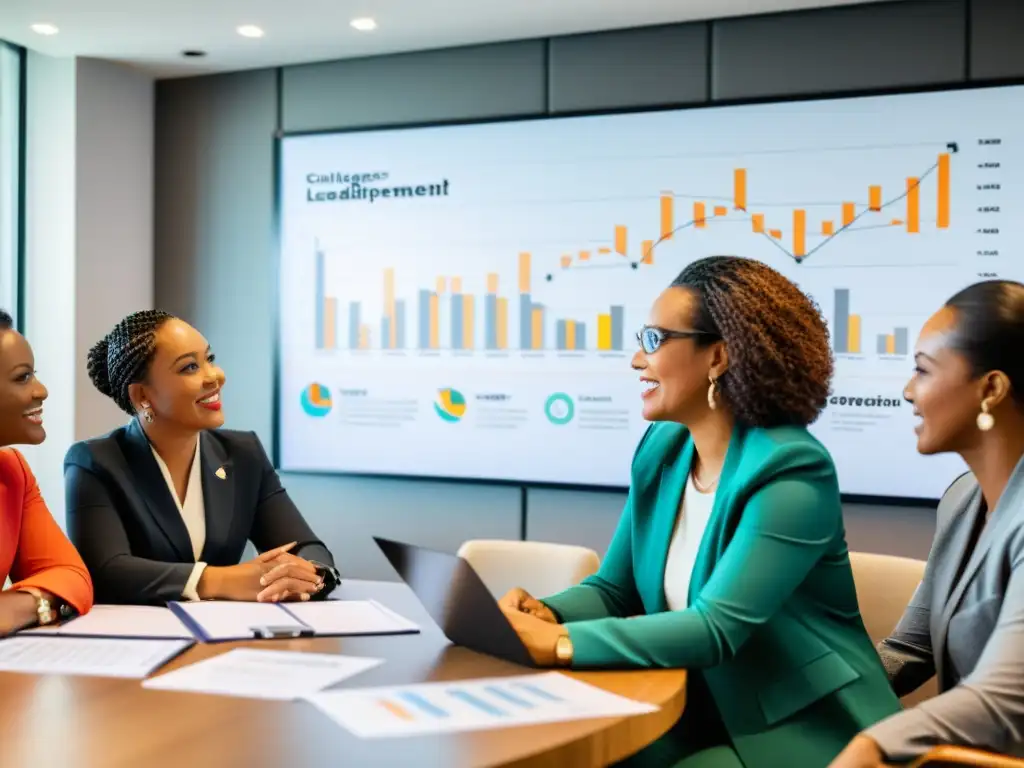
[123,419,195,562]
[199,431,235,562]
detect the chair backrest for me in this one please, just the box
[849,551,937,705]
[456,539,600,600]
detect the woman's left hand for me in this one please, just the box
[827,735,889,768]
[501,606,569,666]
[256,552,323,602]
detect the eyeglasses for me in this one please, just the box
[636,325,718,354]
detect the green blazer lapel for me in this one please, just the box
[687,423,746,606]
[648,437,694,614]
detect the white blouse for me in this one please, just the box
[663,471,716,612]
[150,441,207,601]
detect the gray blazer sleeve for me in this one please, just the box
[867,549,1024,760]
[877,576,936,698]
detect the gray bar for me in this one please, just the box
[519,293,532,349]
[451,294,464,350]
[485,294,497,350]
[418,290,431,349]
[895,327,908,356]
[610,305,624,351]
[833,289,850,354]
[877,334,887,354]
[577,322,586,350]
[556,319,567,350]
[395,300,406,349]
[315,250,325,349]
[381,317,391,349]
[348,302,360,348]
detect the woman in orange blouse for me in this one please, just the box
[0,310,93,634]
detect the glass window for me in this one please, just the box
[0,42,22,325]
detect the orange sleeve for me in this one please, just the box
[8,450,94,615]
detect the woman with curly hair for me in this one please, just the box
[500,256,900,767]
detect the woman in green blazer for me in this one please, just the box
[500,256,901,768]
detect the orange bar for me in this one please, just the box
[713,206,728,217]
[451,277,462,294]
[734,169,747,210]
[937,153,950,228]
[842,202,856,226]
[518,252,530,293]
[486,273,498,294]
[496,297,508,349]
[660,194,674,240]
[566,320,576,351]
[751,213,765,233]
[560,255,572,268]
[641,239,654,265]
[428,293,439,349]
[869,185,882,211]
[614,225,627,256]
[793,209,806,258]
[462,294,474,349]
[578,250,591,261]
[769,229,782,240]
[436,277,445,294]
[324,298,337,349]
[598,247,611,255]
[383,268,396,348]
[906,177,920,233]
[848,315,862,354]
[886,334,896,355]
[890,218,904,226]
[531,307,543,350]
[694,202,706,228]
[379,700,414,721]
[359,325,370,350]
[822,220,835,236]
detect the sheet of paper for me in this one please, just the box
[0,637,191,679]
[305,671,658,738]
[21,605,193,640]
[171,601,300,641]
[143,648,383,700]
[282,600,419,636]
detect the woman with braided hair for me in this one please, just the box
[499,256,899,767]
[64,310,340,605]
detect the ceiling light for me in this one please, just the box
[350,17,377,32]
[237,25,265,38]
[30,23,59,36]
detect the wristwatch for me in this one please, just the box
[309,561,341,597]
[19,588,55,626]
[555,633,574,667]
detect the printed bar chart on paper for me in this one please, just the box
[304,672,657,738]
[280,84,1022,498]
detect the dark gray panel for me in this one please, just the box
[526,488,626,558]
[971,0,1024,80]
[712,0,966,100]
[154,69,278,443]
[549,24,708,113]
[282,41,545,133]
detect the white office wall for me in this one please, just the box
[22,53,153,527]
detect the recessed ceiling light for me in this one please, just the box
[237,25,265,38]
[30,23,59,36]
[350,17,377,32]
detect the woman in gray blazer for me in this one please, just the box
[831,280,1024,767]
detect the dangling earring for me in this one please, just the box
[707,376,718,410]
[977,401,995,432]
[140,403,154,424]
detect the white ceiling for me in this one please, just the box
[0,0,896,79]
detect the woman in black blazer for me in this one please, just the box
[65,310,340,606]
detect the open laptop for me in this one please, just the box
[373,536,537,667]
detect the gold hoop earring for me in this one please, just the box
[977,401,995,432]
[707,376,718,411]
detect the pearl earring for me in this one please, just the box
[707,376,718,410]
[140,403,154,424]
[977,401,995,432]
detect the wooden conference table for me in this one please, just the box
[0,580,687,768]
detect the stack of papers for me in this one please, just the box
[143,648,383,699]
[0,637,191,679]
[22,605,193,639]
[305,672,658,738]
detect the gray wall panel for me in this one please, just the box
[549,24,708,113]
[712,0,966,100]
[970,0,1024,80]
[282,42,546,133]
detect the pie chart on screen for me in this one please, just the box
[301,383,332,417]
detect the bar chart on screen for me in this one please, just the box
[278,84,1022,497]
